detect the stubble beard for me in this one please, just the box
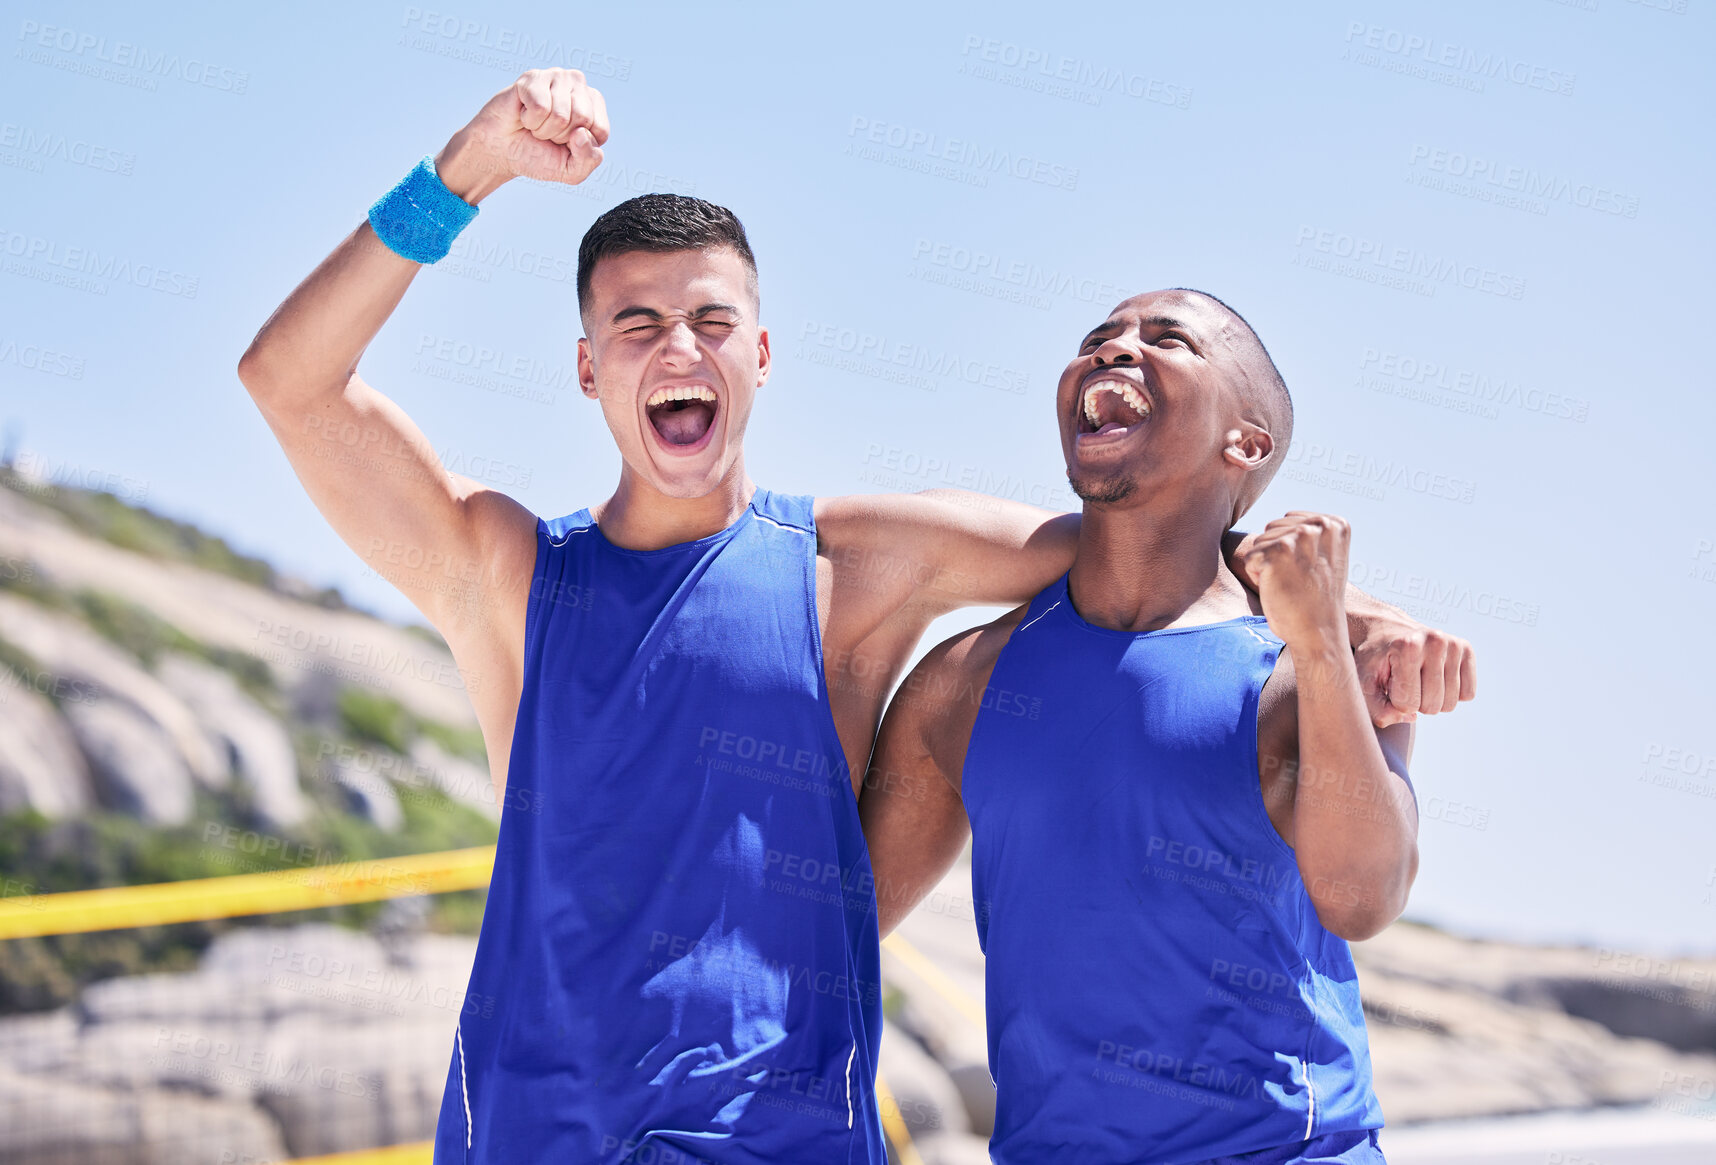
[1069,470,1137,506]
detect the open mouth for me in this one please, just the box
[644,383,719,450]
[1077,373,1152,439]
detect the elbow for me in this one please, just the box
[236,343,272,398]
[1317,905,1398,943]
[1307,871,1412,942]
[236,330,296,402]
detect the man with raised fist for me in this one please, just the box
[860,289,1448,1163]
[238,67,1467,1163]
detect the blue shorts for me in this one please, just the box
[1192,1127,1384,1165]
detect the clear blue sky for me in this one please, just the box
[3,0,1713,953]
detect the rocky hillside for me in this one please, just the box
[0,469,500,1013]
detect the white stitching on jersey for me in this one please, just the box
[1016,598,1063,635]
[547,524,594,548]
[752,511,810,536]
[844,1042,857,1129]
[456,1022,473,1149]
[1303,1060,1316,1140]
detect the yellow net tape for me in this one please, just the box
[0,846,497,939]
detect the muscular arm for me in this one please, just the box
[235,69,608,794]
[821,495,1474,723]
[858,609,1024,937]
[235,199,535,645]
[824,494,1255,619]
[1261,651,1419,941]
[1248,514,1422,940]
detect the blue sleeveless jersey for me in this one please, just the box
[433,489,886,1164]
[963,575,1384,1163]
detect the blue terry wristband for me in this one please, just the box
[367,155,480,264]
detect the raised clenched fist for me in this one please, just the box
[435,68,611,201]
[1241,510,1351,651]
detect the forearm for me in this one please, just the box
[1342,580,1405,641]
[915,492,1079,610]
[237,224,417,408]
[1288,635,1418,938]
[238,137,499,406]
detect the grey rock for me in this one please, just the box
[0,592,225,790]
[0,1008,78,1075]
[72,1017,278,1100]
[61,697,195,825]
[323,750,404,831]
[1352,925,1716,1123]
[256,1013,455,1157]
[945,1062,997,1140]
[80,967,287,1028]
[0,679,93,818]
[0,1064,287,1165]
[880,1022,971,1140]
[81,926,395,1027]
[157,651,309,828]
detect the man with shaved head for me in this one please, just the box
[861,288,1452,1163]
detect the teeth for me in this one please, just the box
[1081,380,1150,429]
[646,384,718,408]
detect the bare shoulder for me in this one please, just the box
[888,604,1032,793]
[431,481,539,642]
[464,485,539,587]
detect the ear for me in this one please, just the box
[756,325,771,389]
[1222,422,1274,473]
[577,336,599,400]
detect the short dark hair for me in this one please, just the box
[1170,288,1294,520]
[576,194,759,319]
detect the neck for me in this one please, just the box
[593,457,756,550]
[1066,492,1248,632]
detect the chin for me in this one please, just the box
[1068,470,1138,506]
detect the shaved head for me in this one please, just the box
[1169,288,1294,519]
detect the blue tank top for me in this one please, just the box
[963,575,1383,1163]
[433,489,885,1164]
